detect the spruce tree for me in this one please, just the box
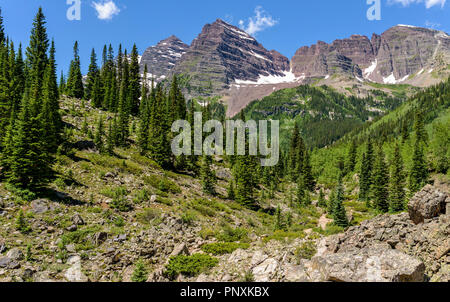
[116,55,130,146]
[359,139,374,203]
[0,8,5,46]
[390,143,406,212]
[58,71,66,96]
[372,147,389,213]
[26,7,49,115]
[346,140,357,174]
[414,110,428,145]
[6,92,53,189]
[66,41,84,99]
[40,40,61,153]
[128,44,141,116]
[106,119,115,155]
[409,139,428,194]
[85,48,99,100]
[200,155,216,195]
[302,150,315,191]
[333,174,348,228]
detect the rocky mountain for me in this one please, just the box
[292,25,450,85]
[137,22,449,116]
[139,35,189,82]
[171,19,291,94]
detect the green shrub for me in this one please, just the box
[313,224,345,236]
[60,226,101,251]
[181,210,197,225]
[131,260,149,282]
[110,187,132,212]
[15,210,31,234]
[165,254,218,280]
[136,208,161,225]
[295,241,317,260]
[201,242,250,255]
[143,175,181,194]
[215,226,248,243]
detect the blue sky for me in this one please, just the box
[0,0,448,75]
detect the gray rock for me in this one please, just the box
[170,243,189,257]
[408,185,448,224]
[0,241,6,253]
[65,255,88,282]
[309,245,425,282]
[72,214,84,226]
[0,257,20,269]
[31,199,50,214]
[67,225,78,232]
[6,248,23,261]
[252,258,279,282]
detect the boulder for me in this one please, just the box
[170,243,189,257]
[0,257,20,269]
[309,245,425,282]
[72,214,84,226]
[408,185,448,224]
[6,248,23,261]
[31,199,50,214]
[252,258,279,282]
[64,255,88,282]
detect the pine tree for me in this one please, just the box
[227,180,235,200]
[359,139,374,202]
[128,44,141,116]
[26,7,49,115]
[390,143,406,212]
[346,140,357,174]
[414,110,428,145]
[6,92,53,189]
[302,150,315,191]
[116,55,130,146]
[58,71,66,96]
[148,84,172,168]
[85,48,99,100]
[200,156,216,195]
[372,147,389,213]
[296,174,306,206]
[0,8,5,46]
[66,41,84,99]
[409,139,428,194]
[288,123,300,180]
[317,189,327,208]
[106,119,115,155]
[333,174,348,228]
[40,40,61,153]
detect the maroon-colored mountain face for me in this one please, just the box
[291,25,450,84]
[139,35,189,82]
[171,19,290,93]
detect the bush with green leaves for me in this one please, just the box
[110,187,132,212]
[201,242,250,255]
[295,241,317,260]
[215,226,248,243]
[131,260,149,282]
[165,254,218,280]
[143,175,181,194]
[15,210,31,234]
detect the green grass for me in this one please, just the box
[165,254,219,280]
[201,242,250,255]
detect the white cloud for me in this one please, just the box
[388,0,446,8]
[92,0,121,20]
[238,6,278,36]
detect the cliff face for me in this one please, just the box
[139,36,189,81]
[171,19,290,93]
[291,25,450,84]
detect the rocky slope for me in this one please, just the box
[187,185,449,282]
[171,19,291,95]
[139,35,189,82]
[292,25,450,86]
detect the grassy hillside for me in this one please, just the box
[242,84,407,149]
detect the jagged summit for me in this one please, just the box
[139,35,189,81]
